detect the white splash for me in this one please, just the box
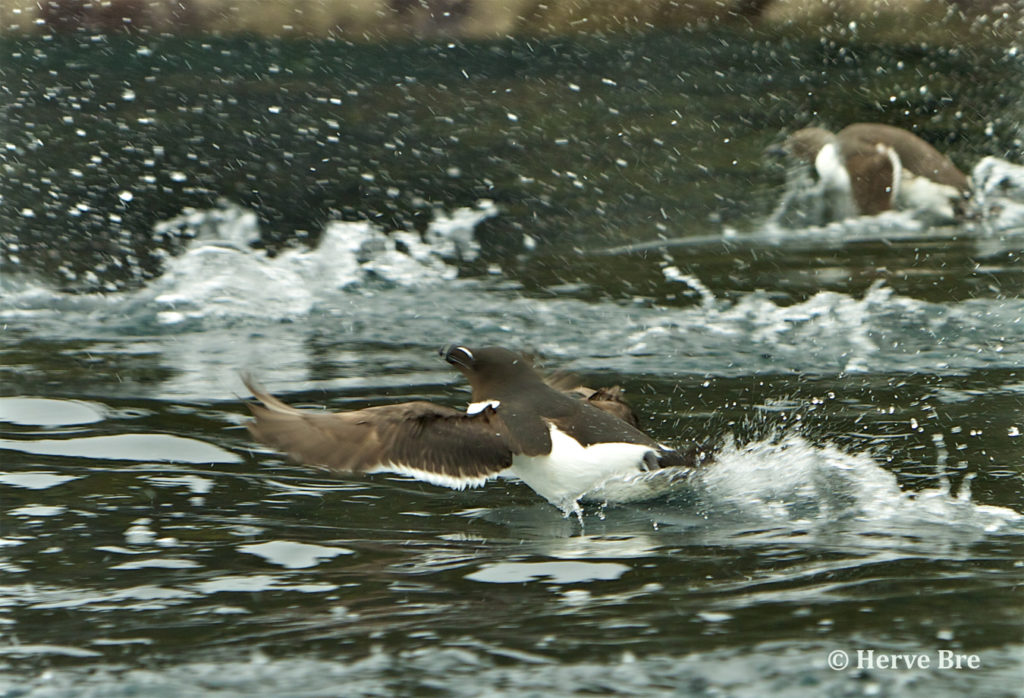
[581,433,1022,543]
[424,199,498,261]
[970,156,1024,231]
[0,200,500,328]
[662,265,716,309]
[694,434,1022,538]
[148,201,498,324]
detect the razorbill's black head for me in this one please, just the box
[244,345,710,513]
[773,122,970,223]
[441,344,542,399]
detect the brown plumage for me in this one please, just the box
[243,375,514,487]
[243,346,712,508]
[840,123,968,192]
[778,123,969,219]
[243,371,643,482]
[545,372,641,428]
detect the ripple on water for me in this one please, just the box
[0,433,240,463]
[191,574,339,595]
[465,561,631,584]
[0,472,81,490]
[237,540,355,569]
[6,504,67,517]
[0,397,105,427]
[110,558,202,571]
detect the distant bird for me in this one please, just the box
[243,345,710,513]
[771,123,970,224]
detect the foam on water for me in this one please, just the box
[584,432,1022,544]
[6,271,1023,399]
[2,196,1022,399]
[149,200,496,325]
[522,281,1024,376]
[0,200,498,329]
[970,155,1024,232]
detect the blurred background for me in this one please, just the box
[2,0,1022,291]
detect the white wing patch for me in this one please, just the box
[466,400,500,415]
[369,462,506,490]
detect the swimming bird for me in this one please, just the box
[243,345,710,513]
[771,123,970,223]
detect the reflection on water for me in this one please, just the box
[0,433,240,463]
[0,397,105,427]
[238,540,355,569]
[0,472,81,490]
[465,560,632,584]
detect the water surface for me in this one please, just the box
[1,27,1023,697]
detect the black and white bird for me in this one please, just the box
[772,123,970,224]
[243,345,710,513]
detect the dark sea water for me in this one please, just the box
[1,27,1023,697]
